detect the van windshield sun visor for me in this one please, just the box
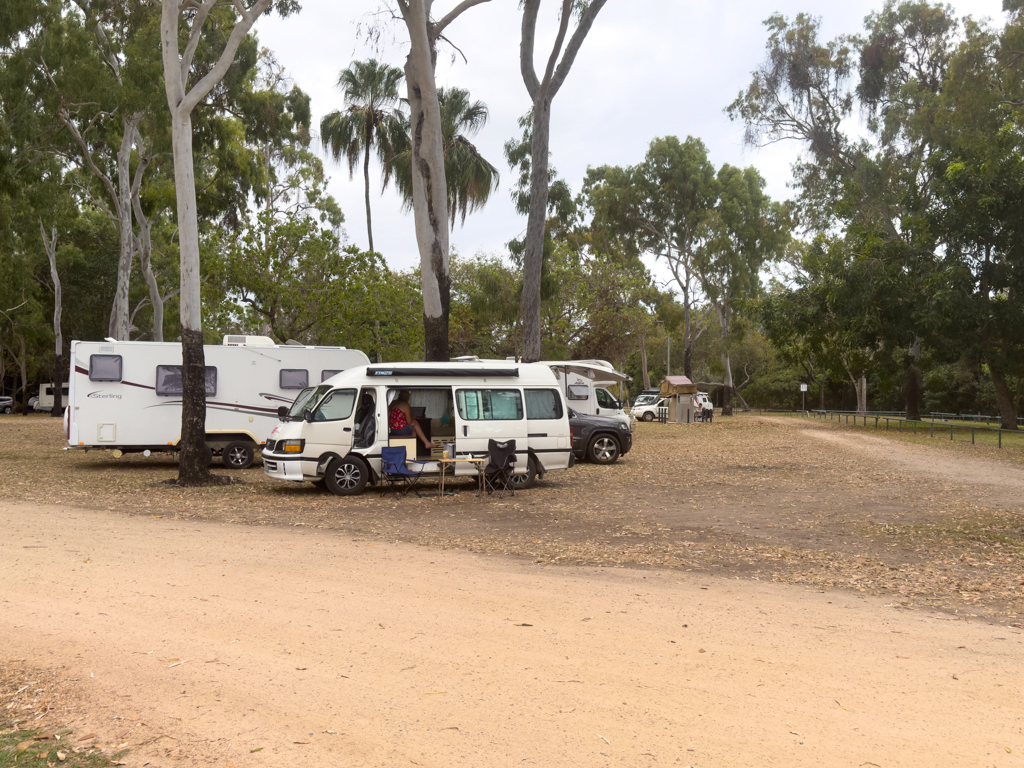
[366,367,519,378]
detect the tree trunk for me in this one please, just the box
[639,333,650,390]
[853,374,867,415]
[402,2,451,362]
[109,114,141,340]
[42,222,63,417]
[717,304,733,416]
[131,134,164,342]
[363,130,374,253]
[819,371,827,411]
[988,356,1019,431]
[168,107,210,484]
[18,335,28,415]
[682,265,693,380]
[519,95,552,362]
[905,338,922,421]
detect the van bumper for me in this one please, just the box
[263,455,311,482]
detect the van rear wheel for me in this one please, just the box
[510,456,538,490]
[325,455,368,496]
[222,441,255,470]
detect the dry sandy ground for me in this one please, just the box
[2,501,1022,768]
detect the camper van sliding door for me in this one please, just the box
[524,388,571,471]
[453,387,528,476]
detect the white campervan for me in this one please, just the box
[262,362,573,495]
[35,382,69,412]
[65,336,369,468]
[539,360,632,428]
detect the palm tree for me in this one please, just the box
[320,59,407,253]
[394,87,500,228]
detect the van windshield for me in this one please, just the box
[634,395,657,406]
[287,385,330,420]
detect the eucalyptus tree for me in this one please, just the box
[392,0,495,361]
[518,0,608,362]
[320,58,406,252]
[393,86,500,228]
[158,0,296,486]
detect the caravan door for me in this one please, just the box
[453,387,528,475]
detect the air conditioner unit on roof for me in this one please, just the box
[222,335,276,347]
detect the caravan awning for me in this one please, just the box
[542,362,632,384]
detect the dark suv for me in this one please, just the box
[568,407,632,464]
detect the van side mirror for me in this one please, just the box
[303,409,314,423]
[277,406,288,420]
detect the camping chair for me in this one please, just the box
[484,439,516,498]
[380,446,428,499]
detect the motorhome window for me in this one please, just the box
[566,384,589,401]
[280,369,308,389]
[456,389,523,420]
[525,389,563,420]
[89,354,122,382]
[155,365,217,396]
[313,389,356,421]
[321,369,343,383]
[596,388,618,408]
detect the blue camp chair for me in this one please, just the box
[380,446,429,498]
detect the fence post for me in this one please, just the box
[930,421,934,438]
[999,430,1002,449]
[950,424,954,442]
[899,420,902,433]
[972,427,975,445]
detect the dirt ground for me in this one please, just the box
[2,501,1023,768]
[1,413,1022,622]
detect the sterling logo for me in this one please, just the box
[87,391,122,399]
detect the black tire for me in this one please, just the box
[589,434,621,465]
[324,454,369,496]
[222,441,255,470]
[641,411,654,422]
[2,406,11,414]
[509,455,538,490]
[312,479,328,491]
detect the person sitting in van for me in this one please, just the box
[389,390,438,450]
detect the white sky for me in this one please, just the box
[256,0,1005,289]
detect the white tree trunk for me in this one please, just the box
[131,135,164,342]
[42,222,64,416]
[717,303,734,416]
[109,113,141,340]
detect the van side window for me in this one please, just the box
[525,389,563,420]
[321,369,343,382]
[566,384,589,400]
[456,389,523,420]
[89,354,123,382]
[280,369,308,389]
[595,388,617,408]
[313,389,357,422]
[156,366,217,396]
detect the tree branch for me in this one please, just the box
[180,0,218,84]
[539,0,572,93]
[431,0,491,40]
[549,0,608,97]
[520,0,541,101]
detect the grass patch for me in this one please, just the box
[0,728,125,768]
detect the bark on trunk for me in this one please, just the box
[720,351,734,416]
[684,343,693,381]
[403,4,450,362]
[988,356,1019,431]
[639,333,650,390]
[905,338,922,421]
[109,114,141,340]
[18,336,28,415]
[819,371,827,411]
[363,133,374,253]
[131,134,164,342]
[42,222,63,417]
[519,95,551,363]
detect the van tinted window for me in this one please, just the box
[280,369,308,389]
[525,389,562,420]
[456,389,523,420]
[156,365,217,396]
[89,354,123,382]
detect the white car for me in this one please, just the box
[631,395,667,422]
[0,396,13,414]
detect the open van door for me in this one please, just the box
[452,387,528,476]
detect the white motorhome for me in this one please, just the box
[541,360,632,428]
[35,382,69,411]
[65,336,369,468]
[262,362,574,495]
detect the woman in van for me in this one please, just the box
[389,390,438,450]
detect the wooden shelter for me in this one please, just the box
[659,376,697,423]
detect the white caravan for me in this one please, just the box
[65,336,369,468]
[541,360,632,428]
[262,362,574,495]
[35,382,69,411]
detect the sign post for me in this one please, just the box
[800,383,808,415]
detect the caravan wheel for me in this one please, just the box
[222,441,255,470]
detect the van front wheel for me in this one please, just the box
[641,412,654,422]
[325,455,368,496]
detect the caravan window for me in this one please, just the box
[89,354,122,382]
[280,369,308,389]
[321,369,343,383]
[456,389,523,421]
[313,389,357,422]
[566,384,589,401]
[525,389,563,420]
[156,365,217,396]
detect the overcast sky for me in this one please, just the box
[256,0,1005,287]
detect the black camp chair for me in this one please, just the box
[380,446,428,499]
[484,439,516,498]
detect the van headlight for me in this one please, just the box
[281,439,305,453]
